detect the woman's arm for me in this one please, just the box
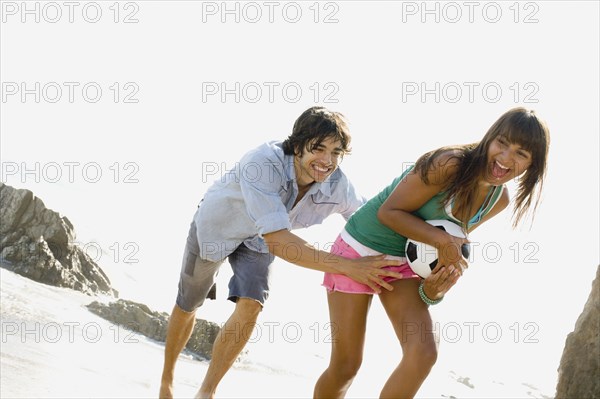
[377,152,467,300]
[377,152,467,267]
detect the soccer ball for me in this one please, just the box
[405,219,471,278]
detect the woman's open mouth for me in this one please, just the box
[491,160,510,179]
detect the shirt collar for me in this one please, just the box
[283,152,296,182]
[315,174,334,197]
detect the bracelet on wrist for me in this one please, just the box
[419,280,443,306]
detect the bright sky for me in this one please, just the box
[2,1,599,396]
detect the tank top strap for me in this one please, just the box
[444,185,504,228]
[481,185,504,216]
[468,185,504,227]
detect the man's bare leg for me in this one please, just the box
[195,298,262,399]
[159,304,197,399]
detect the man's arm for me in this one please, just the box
[263,229,404,293]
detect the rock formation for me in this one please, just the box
[1,183,221,358]
[87,299,220,359]
[0,183,115,296]
[555,265,600,398]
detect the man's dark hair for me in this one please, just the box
[282,106,351,156]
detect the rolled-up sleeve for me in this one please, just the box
[238,151,291,237]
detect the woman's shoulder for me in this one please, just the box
[423,148,464,185]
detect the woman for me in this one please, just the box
[313,107,550,398]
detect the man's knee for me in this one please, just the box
[174,303,197,316]
[216,299,263,343]
[234,297,263,320]
[167,304,197,330]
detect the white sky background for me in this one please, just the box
[1,0,599,396]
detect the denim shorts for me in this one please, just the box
[176,221,275,312]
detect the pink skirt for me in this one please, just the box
[322,233,419,294]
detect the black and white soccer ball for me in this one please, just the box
[405,219,470,278]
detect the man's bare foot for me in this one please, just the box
[159,381,173,399]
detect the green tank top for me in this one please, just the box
[345,165,504,256]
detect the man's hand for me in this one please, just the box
[339,255,404,293]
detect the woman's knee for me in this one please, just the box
[404,339,438,370]
[330,353,363,381]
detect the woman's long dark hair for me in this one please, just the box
[414,107,550,228]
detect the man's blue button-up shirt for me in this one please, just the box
[193,141,365,261]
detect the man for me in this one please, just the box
[159,106,402,399]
